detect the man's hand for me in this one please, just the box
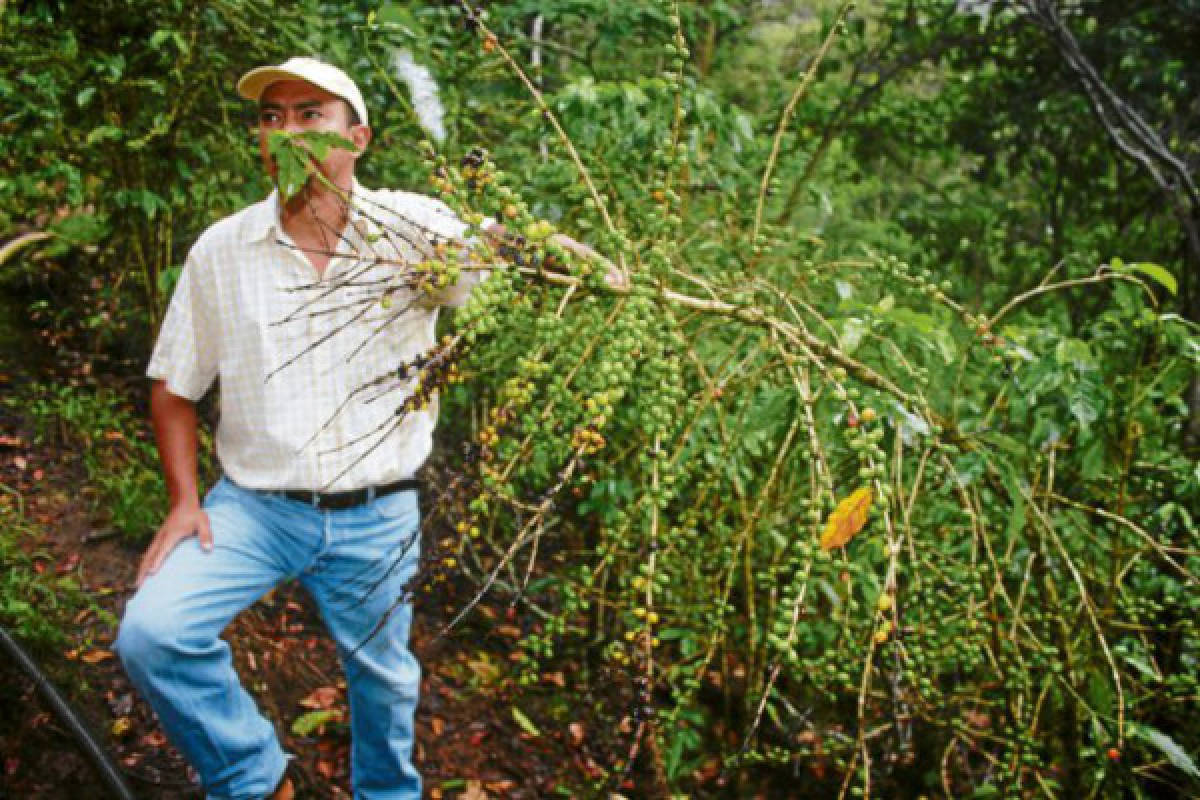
[136,502,212,587]
[484,224,629,291]
[547,232,629,290]
[602,264,630,291]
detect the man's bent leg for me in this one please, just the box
[116,479,303,799]
[301,489,422,800]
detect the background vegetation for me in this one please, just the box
[2,0,1197,797]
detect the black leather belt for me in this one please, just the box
[277,478,420,511]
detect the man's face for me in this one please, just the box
[257,79,370,188]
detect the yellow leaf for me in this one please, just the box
[80,648,115,664]
[819,488,873,551]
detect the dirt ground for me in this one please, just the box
[0,381,607,799]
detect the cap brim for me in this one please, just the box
[236,67,308,102]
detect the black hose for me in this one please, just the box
[0,625,137,800]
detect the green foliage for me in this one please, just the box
[290,708,345,737]
[815,0,1200,323]
[27,384,168,541]
[0,488,85,648]
[267,130,359,201]
[0,0,327,341]
[368,3,1200,795]
[1,0,1197,795]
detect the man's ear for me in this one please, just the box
[351,125,372,156]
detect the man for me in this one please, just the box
[115,57,556,800]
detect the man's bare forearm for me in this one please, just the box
[150,380,202,509]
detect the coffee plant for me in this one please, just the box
[165,2,1200,797]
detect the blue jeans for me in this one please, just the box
[115,477,423,800]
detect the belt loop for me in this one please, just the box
[310,491,320,508]
[366,485,377,503]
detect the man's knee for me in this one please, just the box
[115,593,186,673]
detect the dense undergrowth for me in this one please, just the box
[0,384,94,651]
[0,489,79,648]
[25,384,166,541]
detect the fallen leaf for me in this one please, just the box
[291,709,343,736]
[466,653,500,684]
[111,717,133,737]
[80,648,115,664]
[819,488,873,551]
[141,731,167,747]
[511,707,541,737]
[57,553,80,574]
[484,780,516,793]
[495,624,521,638]
[461,780,489,800]
[316,758,336,779]
[32,468,44,481]
[541,671,565,688]
[12,455,26,470]
[431,716,445,737]
[299,686,340,710]
[567,722,585,747]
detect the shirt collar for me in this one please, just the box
[245,189,281,243]
[245,179,369,243]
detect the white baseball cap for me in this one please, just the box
[237,57,369,127]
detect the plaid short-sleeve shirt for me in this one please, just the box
[147,182,476,492]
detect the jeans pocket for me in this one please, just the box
[372,488,419,521]
[202,475,233,508]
